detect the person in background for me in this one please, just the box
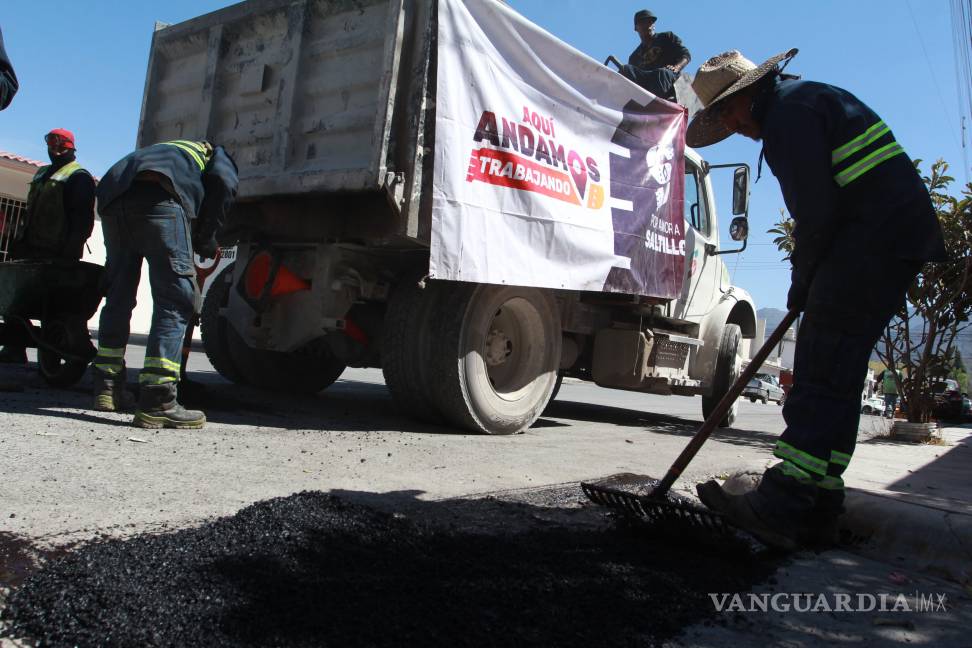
[92,140,238,428]
[619,9,691,103]
[875,367,901,418]
[0,129,95,364]
[687,49,946,550]
[0,26,18,110]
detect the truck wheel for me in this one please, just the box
[431,283,561,434]
[381,273,442,422]
[542,370,566,414]
[200,264,245,384]
[202,264,345,393]
[702,323,742,428]
[749,396,756,403]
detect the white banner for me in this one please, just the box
[431,0,687,298]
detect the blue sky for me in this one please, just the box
[0,1,964,310]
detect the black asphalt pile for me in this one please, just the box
[1,492,777,648]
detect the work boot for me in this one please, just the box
[696,480,799,551]
[134,383,206,429]
[798,511,840,550]
[92,366,137,412]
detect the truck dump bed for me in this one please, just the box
[138,0,433,220]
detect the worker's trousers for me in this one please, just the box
[95,183,195,386]
[753,252,922,522]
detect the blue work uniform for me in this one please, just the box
[94,141,238,387]
[751,79,946,521]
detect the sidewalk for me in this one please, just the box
[839,425,972,585]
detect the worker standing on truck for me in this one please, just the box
[619,9,691,103]
[92,140,238,428]
[0,129,95,365]
[686,49,946,550]
[0,26,17,110]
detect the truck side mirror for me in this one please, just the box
[728,216,749,241]
[732,166,749,215]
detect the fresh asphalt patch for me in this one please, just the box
[1,489,780,647]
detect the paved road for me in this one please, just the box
[5,347,970,647]
[0,344,894,544]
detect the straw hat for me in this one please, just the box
[686,48,798,148]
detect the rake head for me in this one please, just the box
[581,478,729,535]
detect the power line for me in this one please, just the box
[906,0,965,169]
[950,0,972,182]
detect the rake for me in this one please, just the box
[582,309,801,531]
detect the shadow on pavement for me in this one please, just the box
[4,367,777,447]
[0,488,780,648]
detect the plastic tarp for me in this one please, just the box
[431,0,687,299]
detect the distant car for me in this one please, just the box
[743,373,785,405]
[933,378,965,422]
[861,394,886,415]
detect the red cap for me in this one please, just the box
[45,128,76,150]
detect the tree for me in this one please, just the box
[768,160,972,422]
[766,209,795,260]
[875,160,972,422]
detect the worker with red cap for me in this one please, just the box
[0,129,96,364]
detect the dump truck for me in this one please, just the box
[138,0,758,434]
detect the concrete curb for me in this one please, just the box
[841,488,972,586]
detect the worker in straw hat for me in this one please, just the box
[687,49,946,550]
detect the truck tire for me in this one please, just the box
[380,273,443,423]
[702,323,741,428]
[430,282,561,435]
[200,264,245,385]
[202,264,345,393]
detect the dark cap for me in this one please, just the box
[634,9,657,25]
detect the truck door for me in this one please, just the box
[674,162,720,320]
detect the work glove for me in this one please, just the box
[786,268,811,312]
[193,236,219,261]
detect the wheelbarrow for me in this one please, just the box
[0,259,104,387]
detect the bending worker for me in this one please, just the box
[93,140,238,429]
[0,129,95,364]
[687,50,946,550]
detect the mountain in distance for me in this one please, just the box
[756,307,972,367]
[756,307,788,335]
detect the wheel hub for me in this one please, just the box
[485,327,513,366]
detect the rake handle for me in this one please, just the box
[653,308,801,498]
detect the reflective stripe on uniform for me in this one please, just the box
[774,440,829,477]
[830,450,852,467]
[778,460,816,484]
[831,121,890,165]
[93,346,126,375]
[162,141,206,171]
[49,160,83,182]
[831,120,907,188]
[139,356,180,384]
[833,142,905,187]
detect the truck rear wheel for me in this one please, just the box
[200,264,245,384]
[201,264,345,393]
[702,323,741,428]
[430,283,561,435]
[381,273,442,422]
